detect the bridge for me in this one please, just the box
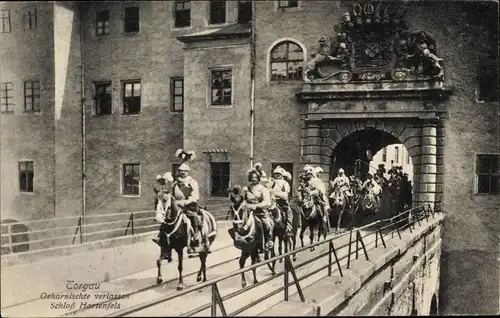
[1,204,443,317]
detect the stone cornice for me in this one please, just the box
[296,81,453,102]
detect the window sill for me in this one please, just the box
[19,191,35,195]
[210,104,233,109]
[269,80,303,85]
[123,31,141,37]
[474,193,500,196]
[169,111,184,115]
[21,111,42,115]
[206,22,229,28]
[93,113,113,117]
[121,113,142,116]
[172,25,192,31]
[122,194,141,198]
[0,110,14,114]
[277,7,302,13]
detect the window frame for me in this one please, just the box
[122,163,141,196]
[93,81,112,116]
[269,40,305,82]
[174,0,191,28]
[394,146,400,164]
[19,161,34,193]
[208,0,227,25]
[96,10,110,36]
[170,77,184,113]
[124,6,140,34]
[237,0,252,24]
[278,0,299,9]
[210,162,231,197]
[1,9,11,33]
[0,82,14,113]
[23,8,37,31]
[474,153,500,195]
[476,59,499,102]
[23,80,41,113]
[122,80,141,115]
[382,147,387,162]
[209,67,233,107]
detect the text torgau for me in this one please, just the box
[66,281,100,292]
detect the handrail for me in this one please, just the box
[107,203,434,317]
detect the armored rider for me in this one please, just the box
[172,161,208,254]
[268,166,294,235]
[311,167,330,224]
[254,163,268,183]
[242,169,274,251]
[362,173,382,208]
[298,165,328,222]
[330,168,353,208]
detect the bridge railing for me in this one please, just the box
[0,204,231,255]
[107,203,438,317]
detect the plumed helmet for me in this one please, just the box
[156,174,163,180]
[319,35,327,43]
[178,162,190,171]
[163,172,174,182]
[338,168,345,174]
[273,166,285,176]
[254,163,262,168]
[283,171,292,180]
[314,167,323,175]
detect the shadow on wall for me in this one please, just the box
[0,219,30,254]
[430,294,438,316]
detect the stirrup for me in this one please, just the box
[265,241,274,249]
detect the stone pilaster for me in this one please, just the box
[417,121,438,207]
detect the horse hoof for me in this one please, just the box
[196,275,202,282]
[310,247,315,252]
[293,255,297,261]
[241,281,247,288]
[177,284,184,291]
[156,277,163,284]
[279,258,283,263]
[253,280,259,284]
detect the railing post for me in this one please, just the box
[356,231,369,261]
[378,226,387,248]
[284,253,289,301]
[211,283,227,317]
[347,229,353,269]
[72,217,81,245]
[331,242,343,277]
[328,241,333,276]
[286,255,305,302]
[355,230,359,260]
[79,217,83,244]
[131,211,135,235]
[375,230,378,248]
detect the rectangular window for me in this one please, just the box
[19,161,34,192]
[174,0,191,28]
[122,81,141,115]
[238,0,252,24]
[24,80,41,112]
[211,69,232,106]
[271,162,294,197]
[477,60,499,102]
[278,0,298,8]
[96,10,110,35]
[394,146,400,163]
[171,163,181,179]
[170,77,184,112]
[94,82,112,115]
[1,82,14,112]
[123,163,140,195]
[23,8,37,30]
[476,154,500,195]
[1,9,11,33]
[124,7,140,33]
[209,0,226,24]
[211,162,230,197]
[382,147,387,162]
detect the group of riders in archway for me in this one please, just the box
[151,149,413,289]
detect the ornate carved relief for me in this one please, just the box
[303,1,444,83]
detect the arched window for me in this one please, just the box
[270,41,304,81]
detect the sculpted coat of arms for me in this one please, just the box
[303,1,444,83]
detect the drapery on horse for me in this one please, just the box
[329,188,350,233]
[155,196,217,290]
[297,184,328,252]
[359,187,379,215]
[276,204,300,263]
[227,186,276,288]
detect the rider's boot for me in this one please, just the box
[152,235,160,246]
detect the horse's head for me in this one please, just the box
[229,185,244,210]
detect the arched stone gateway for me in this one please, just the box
[297,1,451,210]
[300,118,443,209]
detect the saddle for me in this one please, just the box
[229,210,263,251]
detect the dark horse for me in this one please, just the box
[275,204,300,262]
[329,189,351,233]
[227,186,276,288]
[297,185,328,252]
[155,196,218,290]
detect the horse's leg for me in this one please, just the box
[240,251,249,288]
[197,251,208,282]
[299,217,306,248]
[278,235,283,263]
[251,251,259,284]
[291,230,297,261]
[309,222,315,251]
[176,248,184,290]
[337,208,343,233]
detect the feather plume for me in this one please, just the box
[186,151,196,162]
[163,172,174,183]
[175,149,184,159]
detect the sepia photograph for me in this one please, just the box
[0,0,499,316]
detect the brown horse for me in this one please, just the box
[227,186,276,288]
[297,187,328,252]
[155,197,217,290]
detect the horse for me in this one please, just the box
[329,189,350,233]
[359,187,380,216]
[155,196,218,290]
[227,186,276,288]
[297,187,327,252]
[275,205,300,262]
